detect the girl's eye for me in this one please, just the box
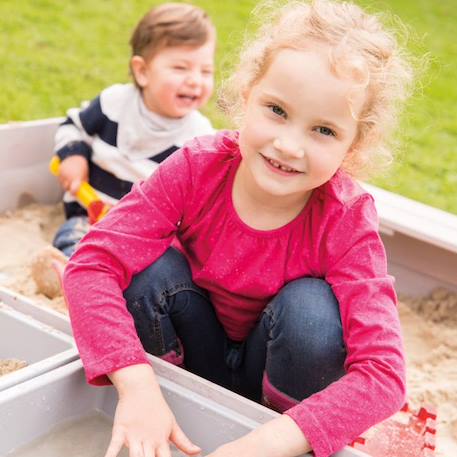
[269,104,287,118]
[173,66,187,71]
[316,126,336,137]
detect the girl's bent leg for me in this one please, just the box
[245,277,347,410]
[123,248,230,386]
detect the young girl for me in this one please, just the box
[63,1,414,457]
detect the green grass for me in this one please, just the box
[1,0,456,214]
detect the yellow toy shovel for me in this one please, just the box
[49,156,110,224]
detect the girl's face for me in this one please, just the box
[238,46,366,204]
[131,39,215,119]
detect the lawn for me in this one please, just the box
[1,0,456,214]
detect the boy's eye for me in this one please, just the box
[268,104,287,118]
[315,126,336,137]
[173,66,187,71]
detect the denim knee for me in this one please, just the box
[264,277,346,399]
[52,216,90,257]
[269,278,344,350]
[124,247,194,304]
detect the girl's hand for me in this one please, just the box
[205,415,310,457]
[58,155,89,195]
[106,364,201,457]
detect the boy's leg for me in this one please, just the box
[52,215,90,257]
[123,247,232,388]
[242,278,347,409]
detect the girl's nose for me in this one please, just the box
[273,137,305,158]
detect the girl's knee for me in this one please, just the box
[124,247,192,301]
[267,277,345,365]
[273,278,341,335]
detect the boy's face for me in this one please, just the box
[238,46,366,205]
[132,39,215,118]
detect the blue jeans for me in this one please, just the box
[53,216,90,257]
[124,248,346,407]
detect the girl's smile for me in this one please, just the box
[260,153,305,176]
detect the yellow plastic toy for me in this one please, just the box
[49,156,110,223]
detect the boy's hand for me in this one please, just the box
[205,415,310,457]
[106,364,201,457]
[57,155,89,195]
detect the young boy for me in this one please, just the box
[53,2,216,257]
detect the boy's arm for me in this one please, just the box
[54,93,114,194]
[54,95,106,162]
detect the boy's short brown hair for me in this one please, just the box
[130,3,214,63]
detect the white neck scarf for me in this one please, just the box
[117,87,198,160]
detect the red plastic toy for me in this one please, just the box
[351,404,437,457]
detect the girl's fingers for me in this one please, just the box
[129,441,144,457]
[141,441,155,457]
[155,443,172,457]
[104,430,125,457]
[170,423,201,455]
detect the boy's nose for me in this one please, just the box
[186,70,202,87]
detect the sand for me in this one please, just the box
[399,290,457,455]
[0,359,27,376]
[0,202,456,456]
[0,203,67,313]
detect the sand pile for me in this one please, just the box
[0,359,27,376]
[0,203,456,455]
[400,290,457,455]
[0,204,67,314]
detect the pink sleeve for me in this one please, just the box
[285,195,406,457]
[63,148,193,385]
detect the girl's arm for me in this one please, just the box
[63,147,195,457]
[285,194,405,457]
[64,147,191,385]
[206,415,311,457]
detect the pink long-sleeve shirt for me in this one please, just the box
[64,130,405,457]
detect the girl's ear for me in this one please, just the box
[130,56,148,88]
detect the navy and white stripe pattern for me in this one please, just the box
[54,83,214,219]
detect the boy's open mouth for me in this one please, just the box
[177,94,198,102]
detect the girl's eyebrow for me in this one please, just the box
[315,119,346,133]
[260,91,288,106]
[259,91,294,113]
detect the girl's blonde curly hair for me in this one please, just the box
[220,0,415,178]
